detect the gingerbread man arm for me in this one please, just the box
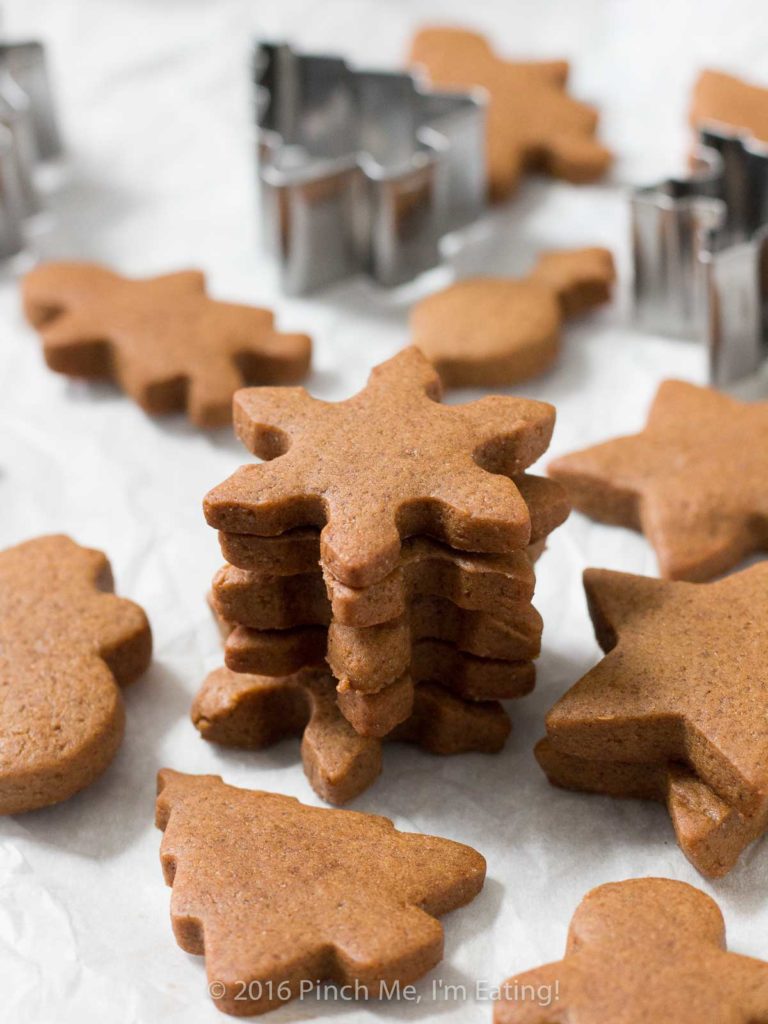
[530,248,615,318]
[494,962,572,1023]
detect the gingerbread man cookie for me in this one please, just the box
[412,247,615,387]
[549,380,768,580]
[494,878,768,1023]
[156,770,485,1015]
[22,262,311,427]
[204,347,555,587]
[0,535,151,814]
[409,27,612,200]
[192,666,510,804]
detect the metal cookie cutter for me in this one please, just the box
[632,125,768,386]
[253,41,487,294]
[0,39,63,259]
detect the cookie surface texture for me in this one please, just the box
[204,347,555,586]
[548,380,768,580]
[0,534,152,814]
[22,262,311,427]
[691,69,768,142]
[156,769,485,1015]
[409,27,612,200]
[494,878,768,1023]
[544,565,768,817]
[412,247,615,387]
[192,667,510,804]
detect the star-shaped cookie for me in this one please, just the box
[0,535,152,814]
[494,878,768,1024]
[204,347,555,587]
[192,666,510,804]
[156,770,485,1015]
[22,262,311,427]
[412,247,615,387]
[536,740,767,877]
[409,27,612,200]
[543,565,768,817]
[549,380,768,580]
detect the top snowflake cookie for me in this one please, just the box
[204,347,555,587]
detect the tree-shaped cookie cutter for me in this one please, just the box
[0,39,62,258]
[632,125,768,386]
[254,41,487,294]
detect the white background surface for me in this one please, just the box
[1,1,768,1022]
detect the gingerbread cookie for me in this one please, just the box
[326,596,542,692]
[549,380,768,580]
[0,535,151,814]
[221,625,534,736]
[536,740,767,878]
[409,27,612,200]
[156,770,485,1015]
[213,545,535,630]
[22,262,311,427]
[412,247,615,387]
[220,595,539,691]
[541,565,768,818]
[204,347,555,587]
[494,878,768,1024]
[193,667,510,804]
[692,69,768,142]
[217,471,567,577]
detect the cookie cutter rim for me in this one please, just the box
[631,122,768,386]
[253,41,487,295]
[0,39,63,259]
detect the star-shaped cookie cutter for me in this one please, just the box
[632,124,768,386]
[253,41,487,294]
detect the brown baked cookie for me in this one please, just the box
[691,69,768,142]
[335,673,416,738]
[217,471,568,577]
[156,769,485,1015]
[0,535,152,814]
[409,27,612,201]
[494,878,768,1024]
[204,347,555,587]
[223,596,540,690]
[223,627,535,736]
[22,262,311,427]
[549,380,768,581]
[212,546,534,629]
[412,248,615,387]
[192,666,510,804]
[326,595,542,692]
[536,740,767,878]
[212,473,567,628]
[542,565,768,818]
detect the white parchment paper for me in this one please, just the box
[1,1,767,1021]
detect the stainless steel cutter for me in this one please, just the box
[0,39,63,259]
[632,124,768,386]
[253,41,487,294]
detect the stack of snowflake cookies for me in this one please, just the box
[194,347,569,803]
